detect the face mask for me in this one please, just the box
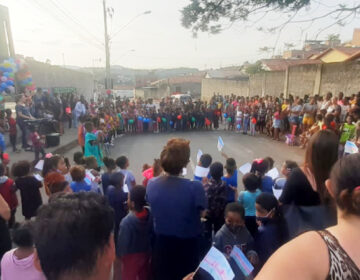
[226,224,243,234]
[256,216,270,225]
[256,208,275,226]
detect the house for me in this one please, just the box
[310,47,360,63]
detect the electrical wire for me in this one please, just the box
[29,0,104,51]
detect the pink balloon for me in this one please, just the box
[1,76,7,82]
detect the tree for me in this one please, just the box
[259,46,274,54]
[181,1,360,37]
[327,33,340,42]
[284,43,295,50]
[244,61,264,75]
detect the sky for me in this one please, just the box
[1,0,360,69]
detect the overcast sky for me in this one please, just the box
[2,0,359,69]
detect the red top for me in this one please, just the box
[30,132,43,148]
[8,117,16,135]
[0,178,18,210]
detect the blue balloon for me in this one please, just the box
[3,72,9,77]
[237,124,241,130]
[6,80,13,86]
[6,67,13,72]
[224,113,228,118]
[0,67,6,72]
[169,121,174,126]
[8,58,14,63]
[138,116,143,121]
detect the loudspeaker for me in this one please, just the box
[46,133,60,147]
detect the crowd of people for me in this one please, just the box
[0,89,359,280]
[1,88,359,164]
[0,129,358,279]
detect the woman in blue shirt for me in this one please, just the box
[146,138,206,280]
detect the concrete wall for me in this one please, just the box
[288,64,317,97]
[320,61,360,94]
[27,60,94,99]
[201,61,360,100]
[201,78,249,101]
[264,71,285,97]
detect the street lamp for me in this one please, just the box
[111,10,152,40]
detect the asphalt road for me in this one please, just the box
[66,130,305,187]
[15,130,305,223]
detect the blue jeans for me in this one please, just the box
[243,117,249,133]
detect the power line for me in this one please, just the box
[47,0,104,46]
[29,0,104,51]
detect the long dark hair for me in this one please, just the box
[305,130,338,203]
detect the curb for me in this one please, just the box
[51,139,79,155]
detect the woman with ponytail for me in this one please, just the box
[256,153,360,280]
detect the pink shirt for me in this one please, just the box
[1,249,46,280]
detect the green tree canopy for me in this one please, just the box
[181,1,360,37]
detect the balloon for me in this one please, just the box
[1,76,7,82]
[236,124,241,130]
[106,89,111,94]
[9,73,14,78]
[138,116,143,121]
[3,72,9,77]
[128,119,134,124]
[8,77,14,81]
[169,121,174,126]
[157,117,161,123]
[6,67,13,72]
[224,113,228,118]
[227,117,232,122]
[6,80,13,86]
[177,115,182,120]
[162,117,167,123]
[205,118,211,126]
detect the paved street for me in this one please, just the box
[67,130,305,187]
[15,130,304,223]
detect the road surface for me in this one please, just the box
[15,130,304,223]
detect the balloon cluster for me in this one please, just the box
[137,116,151,123]
[0,58,16,94]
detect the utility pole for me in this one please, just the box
[103,0,111,89]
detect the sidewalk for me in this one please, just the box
[6,125,79,164]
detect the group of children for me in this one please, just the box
[0,139,296,280]
[191,150,294,278]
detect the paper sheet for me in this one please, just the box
[344,141,359,154]
[35,160,44,171]
[194,166,209,178]
[217,136,224,151]
[123,184,129,193]
[182,168,187,176]
[34,174,43,181]
[197,149,203,162]
[266,167,280,180]
[198,247,235,280]
[239,163,252,175]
